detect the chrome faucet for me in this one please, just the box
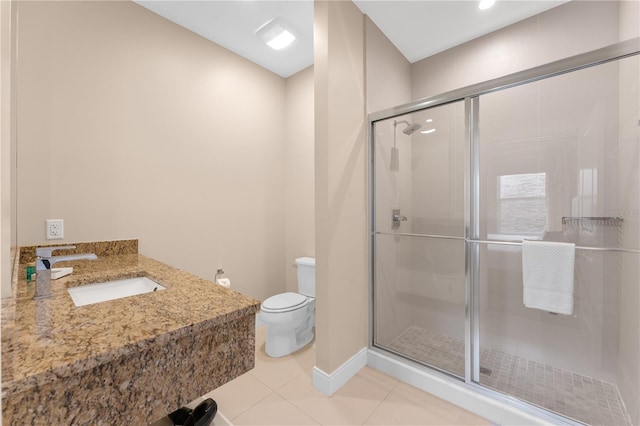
[35,246,97,300]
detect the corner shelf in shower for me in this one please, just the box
[561,217,623,226]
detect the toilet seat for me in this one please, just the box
[261,292,308,313]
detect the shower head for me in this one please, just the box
[391,119,421,172]
[402,123,422,135]
[394,120,422,135]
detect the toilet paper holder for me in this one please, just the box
[214,268,231,288]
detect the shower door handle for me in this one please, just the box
[392,209,407,227]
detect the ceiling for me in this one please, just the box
[135,0,569,78]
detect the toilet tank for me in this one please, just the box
[295,257,315,297]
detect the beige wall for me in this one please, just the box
[14,1,291,302]
[364,17,411,113]
[411,1,621,100]
[0,1,15,297]
[284,66,315,293]
[364,17,413,345]
[314,0,368,374]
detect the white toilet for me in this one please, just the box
[260,257,315,358]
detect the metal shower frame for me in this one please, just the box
[368,37,640,424]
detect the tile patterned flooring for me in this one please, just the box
[387,326,633,426]
[153,326,490,426]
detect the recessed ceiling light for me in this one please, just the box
[255,18,296,50]
[478,0,496,10]
[420,128,436,134]
[426,119,433,123]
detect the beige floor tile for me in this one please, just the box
[456,410,492,425]
[232,392,320,425]
[277,367,397,425]
[154,328,491,426]
[250,336,316,390]
[337,367,399,400]
[363,382,468,425]
[202,372,273,420]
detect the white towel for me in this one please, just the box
[522,240,575,315]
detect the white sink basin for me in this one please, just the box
[68,276,165,307]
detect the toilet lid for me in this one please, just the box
[262,292,308,312]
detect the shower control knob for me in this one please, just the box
[392,209,407,226]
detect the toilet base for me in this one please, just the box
[264,320,314,358]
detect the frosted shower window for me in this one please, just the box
[498,173,548,235]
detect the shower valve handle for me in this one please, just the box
[392,209,407,225]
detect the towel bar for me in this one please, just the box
[374,232,640,253]
[468,239,639,254]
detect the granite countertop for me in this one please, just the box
[1,240,261,398]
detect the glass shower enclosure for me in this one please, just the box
[370,39,639,425]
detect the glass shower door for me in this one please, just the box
[372,101,467,378]
[474,55,639,425]
[370,42,639,426]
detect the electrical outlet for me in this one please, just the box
[45,219,64,240]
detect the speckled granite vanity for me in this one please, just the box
[1,240,260,425]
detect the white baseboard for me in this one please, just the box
[312,347,368,396]
[368,348,572,426]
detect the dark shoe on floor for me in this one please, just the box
[183,398,218,426]
[168,406,193,425]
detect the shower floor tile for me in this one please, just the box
[387,326,632,426]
